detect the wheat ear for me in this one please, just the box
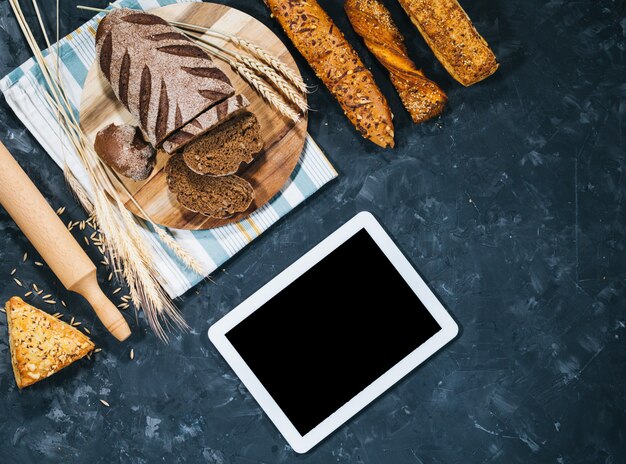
[187,36,301,123]
[12,0,188,340]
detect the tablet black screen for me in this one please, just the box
[225,229,442,435]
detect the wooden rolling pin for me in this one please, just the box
[0,141,131,341]
[345,0,447,124]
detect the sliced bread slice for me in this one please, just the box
[166,153,254,218]
[5,297,94,389]
[161,94,250,154]
[182,111,264,176]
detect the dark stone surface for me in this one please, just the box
[0,0,624,462]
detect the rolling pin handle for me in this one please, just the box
[71,272,132,341]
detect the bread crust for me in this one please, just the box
[95,9,235,146]
[5,297,94,389]
[345,0,447,123]
[397,0,498,86]
[265,0,394,148]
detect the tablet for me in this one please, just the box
[209,211,459,453]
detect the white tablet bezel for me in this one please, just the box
[208,211,459,453]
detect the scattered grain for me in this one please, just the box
[23,252,28,262]
[44,300,56,305]
[24,291,33,297]
[130,349,134,360]
[35,261,43,267]
[14,278,23,287]
[99,399,110,407]
[10,269,16,276]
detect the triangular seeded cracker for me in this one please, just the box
[5,297,94,389]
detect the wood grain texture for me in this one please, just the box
[80,3,307,230]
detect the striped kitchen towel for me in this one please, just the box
[0,0,337,298]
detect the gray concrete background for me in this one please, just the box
[0,0,624,462]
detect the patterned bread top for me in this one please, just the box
[95,9,235,146]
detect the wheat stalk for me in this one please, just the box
[189,37,301,123]
[63,165,94,213]
[10,0,190,340]
[103,167,205,275]
[222,35,309,94]
[171,22,309,94]
[184,30,308,113]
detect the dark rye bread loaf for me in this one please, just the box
[95,9,235,146]
[166,154,254,218]
[162,94,249,154]
[183,112,264,176]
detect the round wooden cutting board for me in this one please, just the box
[80,3,307,230]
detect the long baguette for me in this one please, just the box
[345,0,447,123]
[265,0,394,148]
[397,0,498,86]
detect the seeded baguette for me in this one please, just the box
[265,0,394,148]
[397,0,498,86]
[345,0,447,123]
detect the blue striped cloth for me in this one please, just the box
[0,0,337,298]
